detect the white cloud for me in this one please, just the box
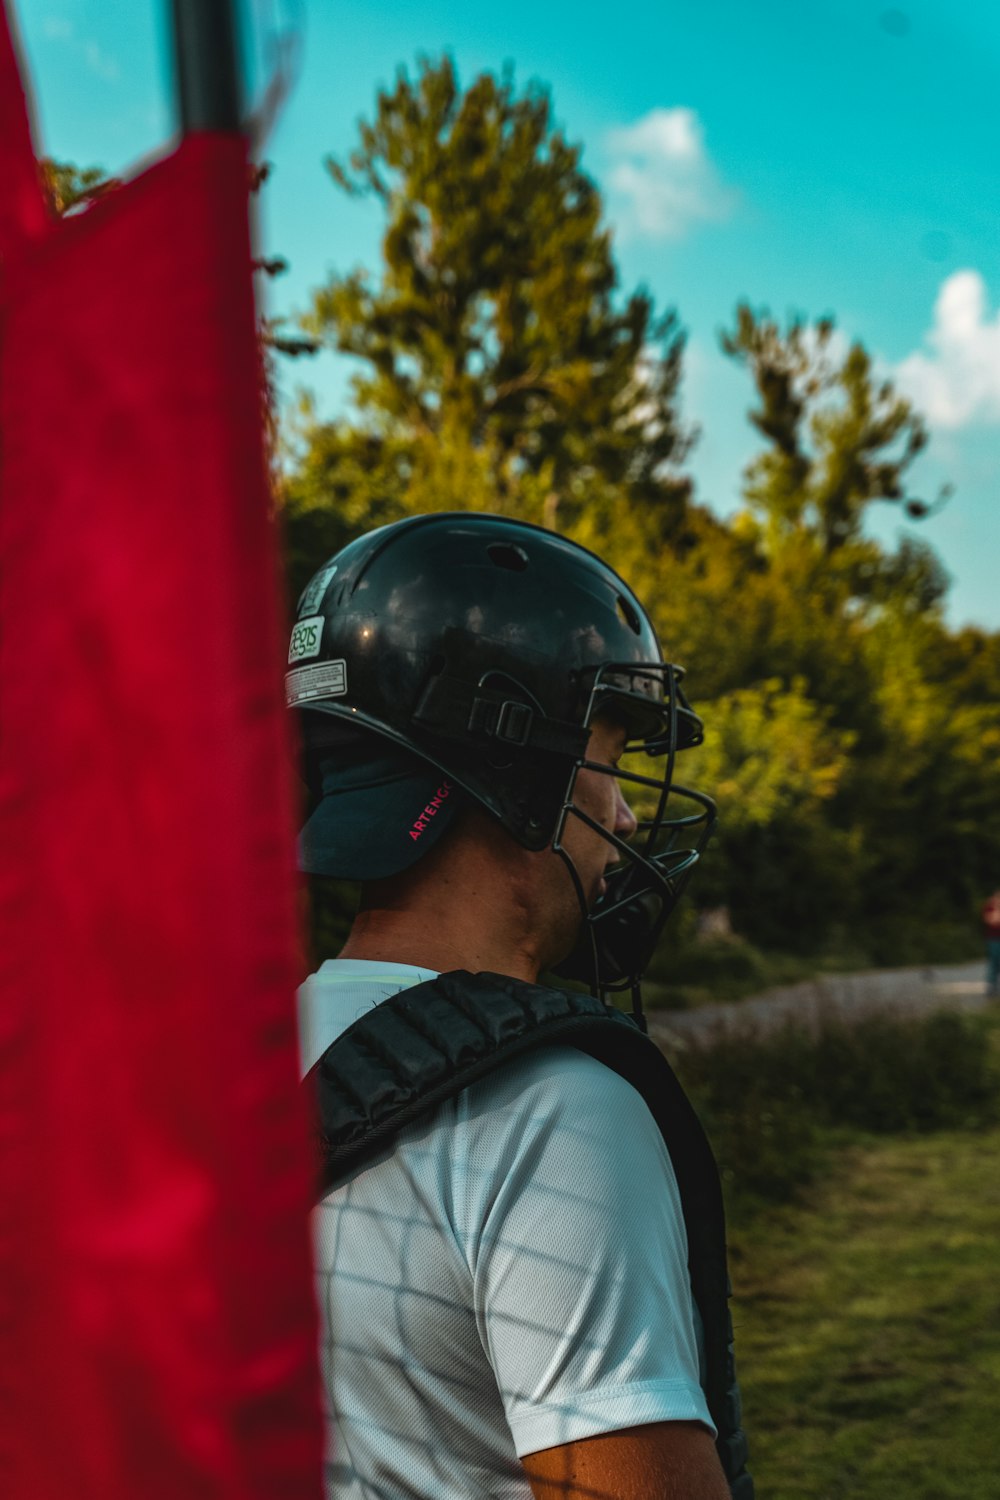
[895,271,1000,429]
[605,107,734,241]
[83,39,119,82]
[42,15,119,81]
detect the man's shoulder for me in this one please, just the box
[310,965,689,1200]
[456,1038,662,1138]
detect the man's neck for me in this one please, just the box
[338,910,542,983]
[335,820,576,982]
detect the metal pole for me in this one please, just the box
[169,0,243,133]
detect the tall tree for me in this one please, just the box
[721,304,950,560]
[286,56,693,597]
[701,307,953,717]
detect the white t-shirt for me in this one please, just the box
[299,958,714,1500]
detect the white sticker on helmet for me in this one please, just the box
[297,561,338,618]
[287,615,325,665]
[285,659,348,706]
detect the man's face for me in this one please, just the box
[460,714,640,976]
[557,715,638,913]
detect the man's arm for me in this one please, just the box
[523,1421,730,1500]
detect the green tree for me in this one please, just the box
[690,308,954,726]
[665,308,976,954]
[41,158,119,214]
[682,678,857,947]
[285,56,694,599]
[275,60,995,967]
[847,607,1000,947]
[721,304,951,559]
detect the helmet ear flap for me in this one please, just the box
[302,753,325,816]
[298,718,378,812]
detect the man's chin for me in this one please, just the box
[543,865,613,978]
[545,898,602,982]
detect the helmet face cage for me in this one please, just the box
[550,660,716,1016]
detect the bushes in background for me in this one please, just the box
[644,926,981,1010]
[673,1009,1000,1211]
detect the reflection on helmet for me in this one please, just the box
[287,512,715,1015]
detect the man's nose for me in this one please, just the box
[614,783,638,840]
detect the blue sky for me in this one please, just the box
[15,0,1000,629]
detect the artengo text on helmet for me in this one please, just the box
[409,782,453,841]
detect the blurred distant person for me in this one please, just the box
[982,889,1000,997]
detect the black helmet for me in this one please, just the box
[287,512,714,1002]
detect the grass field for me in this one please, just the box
[729,1124,1000,1499]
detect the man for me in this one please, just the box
[289,513,752,1499]
[983,890,1000,997]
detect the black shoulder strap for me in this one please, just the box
[308,969,752,1497]
[314,970,640,1180]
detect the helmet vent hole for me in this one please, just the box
[617,594,641,634]
[487,542,529,572]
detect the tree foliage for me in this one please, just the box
[278,58,1000,964]
[721,305,951,556]
[285,56,693,599]
[41,158,119,214]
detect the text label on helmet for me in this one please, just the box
[285,659,348,707]
[297,561,338,617]
[288,615,325,665]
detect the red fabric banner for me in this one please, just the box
[0,7,324,1498]
[0,3,47,255]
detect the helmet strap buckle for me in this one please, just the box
[495,699,533,746]
[465,693,533,746]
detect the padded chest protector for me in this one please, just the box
[308,970,754,1500]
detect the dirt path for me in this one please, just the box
[646,961,990,1049]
